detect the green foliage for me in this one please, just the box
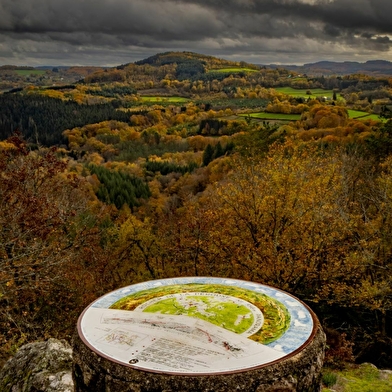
[140,96,189,103]
[14,69,46,76]
[196,97,268,110]
[214,141,224,159]
[234,122,281,157]
[116,138,190,162]
[86,85,136,98]
[0,93,130,146]
[275,87,335,99]
[322,372,337,388]
[381,105,392,119]
[322,364,392,392]
[84,69,126,83]
[364,119,392,160]
[202,141,233,166]
[347,109,369,118]
[197,71,235,82]
[201,70,254,82]
[167,122,199,136]
[145,160,198,175]
[199,119,229,135]
[135,51,236,68]
[134,52,207,80]
[41,84,77,91]
[175,60,206,80]
[88,164,151,209]
[202,144,215,166]
[95,133,121,145]
[239,112,301,121]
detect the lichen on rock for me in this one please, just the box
[0,338,74,392]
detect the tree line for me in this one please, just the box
[0,93,131,146]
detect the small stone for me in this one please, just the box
[379,369,392,380]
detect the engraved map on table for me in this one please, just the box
[78,277,314,374]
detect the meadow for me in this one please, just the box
[14,69,46,76]
[347,109,384,121]
[140,96,190,103]
[348,109,372,118]
[359,114,386,121]
[240,109,383,123]
[275,87,335,99]
[239,112,301,121]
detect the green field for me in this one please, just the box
[348,110,384,122]
[239,112,301,121]
[359,114,386,122]
[196,97,268,109]
[208,67,259,73]
[14,69,46,76]
[348,110,371,118]
[240,110,384,124]
[140,96,189,103]
[275,87,335,99]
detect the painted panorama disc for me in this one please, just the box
[78,277,315,375]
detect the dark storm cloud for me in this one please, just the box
[323,25,341,38]
[8,0,231,40]
[188,0,392,42]
[186,0,391,32]
[0,0,391,66]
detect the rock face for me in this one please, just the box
[72,324,326,392]
[0,338,74,392]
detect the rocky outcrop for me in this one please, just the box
[0,338,74,392]
[72,324,326,392]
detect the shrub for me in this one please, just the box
[322,372,337,388]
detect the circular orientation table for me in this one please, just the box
[73,277,326,392]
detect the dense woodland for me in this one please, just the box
[1,52,392,369]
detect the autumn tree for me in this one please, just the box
[0,136,110,356]
[105,215,164,283]
[163,140,392,365]
[301,104,348,129]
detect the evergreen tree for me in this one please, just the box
[213,141,224,159]
[202,144,215,166]
[87,164,150,209]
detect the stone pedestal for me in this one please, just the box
[72,324,325,392]
[72,278,326,392]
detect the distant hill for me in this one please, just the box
[132,53,392,78]
[133,51,252,69]
[266,60,392,76]
[115,51,260,82]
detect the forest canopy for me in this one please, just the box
[1,51,392,369]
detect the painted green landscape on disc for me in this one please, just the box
[110,283,291,344]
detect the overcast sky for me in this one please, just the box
[0,0,391,67]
